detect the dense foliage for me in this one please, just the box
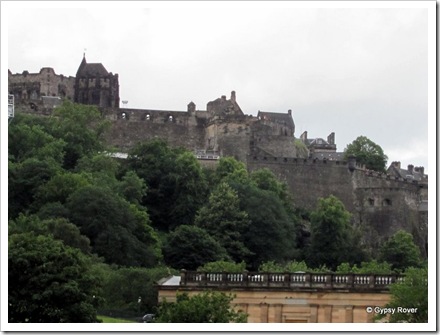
[9,233,102,323]
[375,266,428,323]
[344,135,388,173]
[8,103,426,322]
[155,292,247,323]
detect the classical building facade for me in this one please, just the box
[157,271,401,323]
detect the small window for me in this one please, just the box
[146,114,150,120]
[383,199,392,206]
[122,112,126,119]
[168,115,173,122]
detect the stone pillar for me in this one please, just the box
[345,305,354,323]
[323,305,332,322]
[273,304,283,323]
[260,303,269,323]
[310,304,318,323]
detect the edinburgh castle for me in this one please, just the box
[8,56,428,257]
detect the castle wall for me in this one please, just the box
[8,68,75,102]
[102,108,207,152]
[247,156,426,255]
[247,157,356,212]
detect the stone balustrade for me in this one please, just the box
[180,271,404,292]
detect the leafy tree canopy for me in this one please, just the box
[344,135,388,172]
[306,195,366,270]
[336,260,393,274]
[156,292,247,323]
[8,232,102,323]
[379,230,422,272]
[66,185,162,267]
[195,182,252,262]
[163,225,228,270]
[127,140,208,230]
[234,183,297,270]
[375,266,428,323]
[197,261,247,273]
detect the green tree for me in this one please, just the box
[306,195,364,270]
[96,265,176,315]
[163,225,228,270]
[8,117,66,165]
[9,158,61,219]
[8,233,102,323]
[165,151,208,228]
[379,230,422,272]
[50,101,111,169]
[375,267,428,323]
[117,171,148,206]
[336,260,393,274]
[156,291,247,323]
[344,135,388,172]
[127,140,207,230]
[9,215,91,255]
[34,172,91,206]
[197,261,247,273]
[195,182,251,262]
[214,157,249,185]
[66,185,162,267]
[234,183,297,270]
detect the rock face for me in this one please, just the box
[8,58,428,257]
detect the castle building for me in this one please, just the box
[8,57,428,258]
[8,67,75,103]
[8,54,119,109]
[74,55,119,108]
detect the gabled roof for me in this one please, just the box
[257,111,294,129]
[76,55,109,77]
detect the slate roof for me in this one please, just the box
[257,111,295,129]
[311,152,345,161]
[76,55,109,77]
[387,165,426,182]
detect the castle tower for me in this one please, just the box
[74,54,119,108]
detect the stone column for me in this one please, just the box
[345,305,354,323]
[260,303,269,323]
[310,304,318,323]
[323,305,332,322]
[273,304,283,323]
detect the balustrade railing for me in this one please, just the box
[180,271,404,291]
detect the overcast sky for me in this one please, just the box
[3,1,434,174]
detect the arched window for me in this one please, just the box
[168,115,174,122]
[146,114,151,121]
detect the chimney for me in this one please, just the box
[408,164,414,174]
[392,161,401,169]
[300,131,308,141]
[417,166,425,176]
[327,132,335,145]
[231,91,236,103]
[288,109,292,116]
[221,95,226,102]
